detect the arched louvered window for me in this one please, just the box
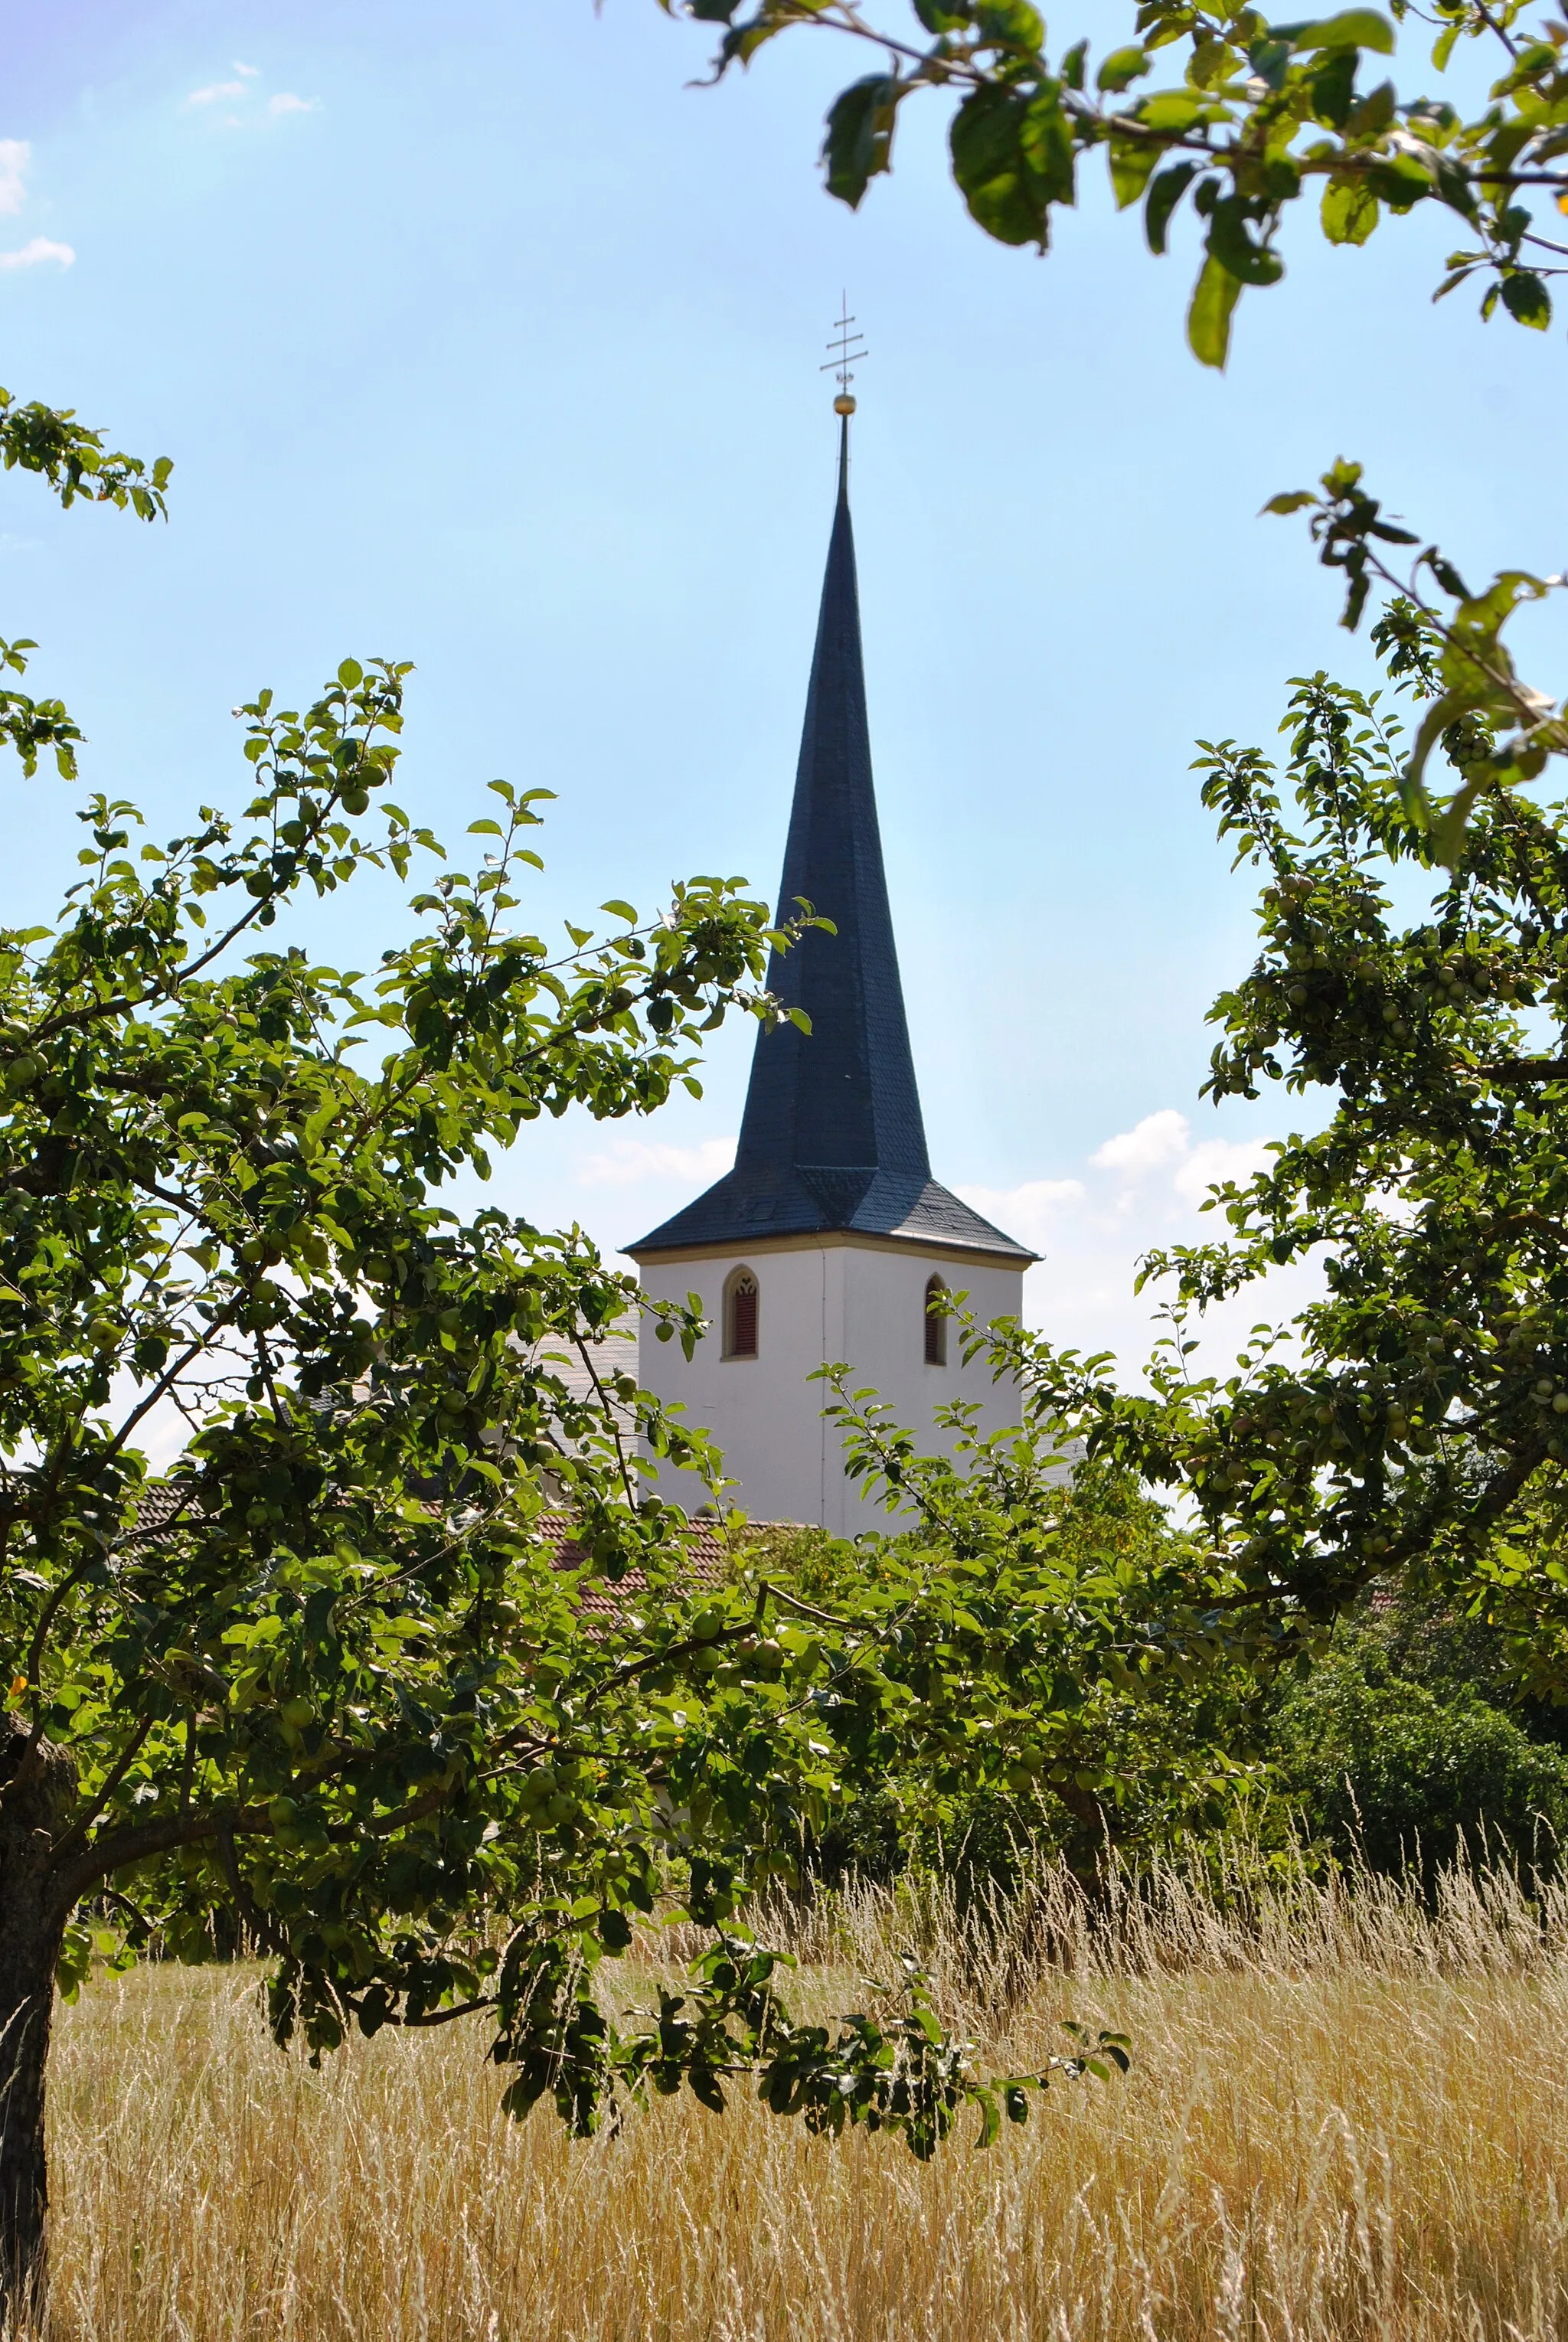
[924,1275,948,1367]
[724,1266,759,1360]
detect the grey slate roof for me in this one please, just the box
[630,428,1034,1268]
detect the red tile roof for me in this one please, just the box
[532,1513,733,1617]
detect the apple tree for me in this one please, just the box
[0,584,1143,2321]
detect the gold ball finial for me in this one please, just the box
[834,393,856,416]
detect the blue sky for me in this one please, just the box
[4,0,1564,1368]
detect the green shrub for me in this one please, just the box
[750,1466,1273,1893]
[1265,1609,1568,1874]
[752,1500,1568,1890]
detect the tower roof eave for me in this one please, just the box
[626,1171,1037,1265]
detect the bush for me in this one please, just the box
[753,1498,1568,1890]
[751,1467,1272,1894]
[1264,1599,1568,1874]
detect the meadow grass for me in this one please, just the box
[31,1846,1568,2341]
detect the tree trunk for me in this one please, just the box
[0,1716,75,2330]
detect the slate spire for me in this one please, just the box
[731,417,929,1208]
[629,421,1032,1263]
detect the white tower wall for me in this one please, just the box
[637,1236,1025,1533]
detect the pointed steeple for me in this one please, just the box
[629,422,1032,1265]
[731,417,932,1213]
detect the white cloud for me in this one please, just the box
[578,1135,737,1191]
[1172,1132,1275,1207]
[956,1107,1308,1380]
[0,140,29,217]
[1086,1109,1273,1206]
[957,1177,1085,1258]
[188,80,247,106]
[0,236,74,272]
[1090,1107,1191,1176]
[234,60,260,76]
[268,93,319,116]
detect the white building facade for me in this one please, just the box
[635,1233,1027,1534]
[629,415,1034,1529]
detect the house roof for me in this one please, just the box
[540,1513,730,1618]
[125,1488,731,1618]
[629,423,1034,1269]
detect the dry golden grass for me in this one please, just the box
[32,1850,1568,2341]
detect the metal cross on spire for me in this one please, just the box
[820,295,867,416]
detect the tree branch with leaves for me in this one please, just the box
[962,613,1568,1723]
[660,0,1568,367]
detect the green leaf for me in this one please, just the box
[597,1906,633,1953]
[1423,547,1472,599]
[1400,689,1471,811]
[688,2063,727,2113]
[1346,79,1396,135]
[1249,34,1295,86]
[1187,253,1243,367]
[1019,85,1076,205]
[1308,47,1357,124]
[1109,136,1159,211]
[949,86,1049,245]
[1207,197,1284,286]
[1430,152,1478,220]
[1362,152,1435,211]
[1501,272,1551,328]
[1145,160,1200,253]
[336,658,364,688]
[1262,489,1315,514]
[822,76,901,208]
[1140,90,1207,132]
[1097,44,1151,90]
[1273,8,1396,51]
[1321,176,1380,244]
[975,0,1044,44]
[1430,773,1488,868]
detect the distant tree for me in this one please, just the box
[762,1458,1269,1890]
[1263,1583,1568,1874]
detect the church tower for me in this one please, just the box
[627,400,1034,1530]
